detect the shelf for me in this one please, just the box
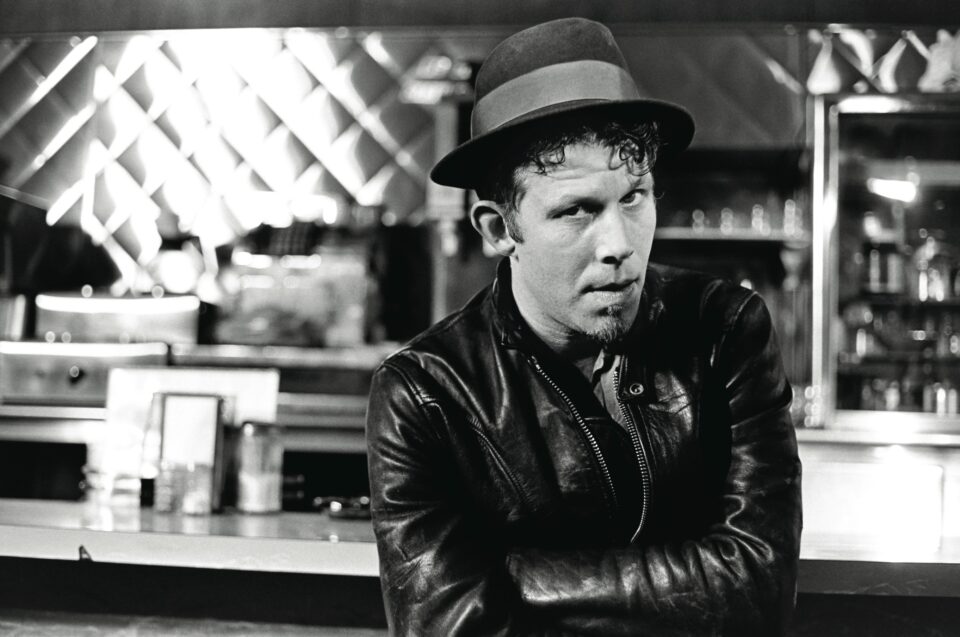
[797,424,960,447]
[841,294,960,310]
[830,409,960,436]
[840,158,960,188]
[653,227,810,245]
[837,355,960,377]
[0,392,369,452]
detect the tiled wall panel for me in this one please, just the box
[0,29,444,288]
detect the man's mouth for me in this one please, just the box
[589,278,638,292]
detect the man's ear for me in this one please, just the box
[469,200,516,256]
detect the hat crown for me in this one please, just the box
[475,18,630,100]
[429,18,695,189]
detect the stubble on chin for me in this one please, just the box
[585,304,629,348]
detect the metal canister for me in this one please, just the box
[236,421,284,513]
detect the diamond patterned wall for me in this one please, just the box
[2,25,954,292]
[0,29,441,289]
[619,31,807,148]
[805,27,959,95]
[0,36,96,210]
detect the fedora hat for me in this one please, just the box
[430,17,695,189]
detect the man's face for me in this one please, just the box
[508,141,656,347]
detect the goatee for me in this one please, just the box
[586,305,629,348]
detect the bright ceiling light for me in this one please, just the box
[866,177,918,203]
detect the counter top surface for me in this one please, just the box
[0,609,388,637]
[796,425,960,447]
[0,498,378,577]
[169,343,399,370]
[4,498,960,596]
[0,498,375,542]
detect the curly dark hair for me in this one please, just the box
[475,114,660,242]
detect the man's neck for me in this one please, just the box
[511,269,600,374]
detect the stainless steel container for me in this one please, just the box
[235,421,284,513]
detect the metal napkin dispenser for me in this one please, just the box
[0,341,169,406]
[34,294,200,344]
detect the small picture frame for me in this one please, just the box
[156,392,225,513]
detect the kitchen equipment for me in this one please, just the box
[34,294,200,344]
[0,341,169,406]
[217,246,369,347]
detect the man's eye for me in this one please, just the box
[556,206,584,217]
[621,190,646,206]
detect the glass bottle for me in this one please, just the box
[883,380,901,411]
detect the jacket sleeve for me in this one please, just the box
[366,358,552,637]
[506,292,803,636]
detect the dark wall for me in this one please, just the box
[1,0,958,35]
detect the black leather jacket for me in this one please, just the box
[366,261,802,636]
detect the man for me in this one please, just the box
[366,17,801,636]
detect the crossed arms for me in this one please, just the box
[366,294,801,636]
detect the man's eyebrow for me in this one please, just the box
[628,174,654,189]
[545,192,604,212]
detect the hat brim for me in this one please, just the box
[430,99,695,189]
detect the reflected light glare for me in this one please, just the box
[106,91,144,156]
[232,251,273,269]
[128,209,162,264]
[290,194,339,223]
[839,95,903,114]
[191,199,241,247]
[873,444,909,462]
[867,178,918,203]
[224,191,272,231]
[194,61,244,122]
[285,30,341,78]
[35,294,199,314]
[93,65,116,102]
[806,37,842,94]
[363,32,401,76]
[161,97,205,154]
[152,250,200,294]
[142,54,180,117]
[35,105,95,172]
[137,127,178,194]
[115,35,161,84]
[46,182,85,226]
[28,36,98,105]
[160,165,207,228]
[321,198,339,224]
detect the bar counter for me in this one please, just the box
[5,498,960,634]
[0,498,387,630]
[0,498,378,576]
[3,498,960,595]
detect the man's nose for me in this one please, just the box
[595,209,635,264]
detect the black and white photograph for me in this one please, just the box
[0,2,959,635]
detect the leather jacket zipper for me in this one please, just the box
[528,355,619,518]
[614,362,652,543]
